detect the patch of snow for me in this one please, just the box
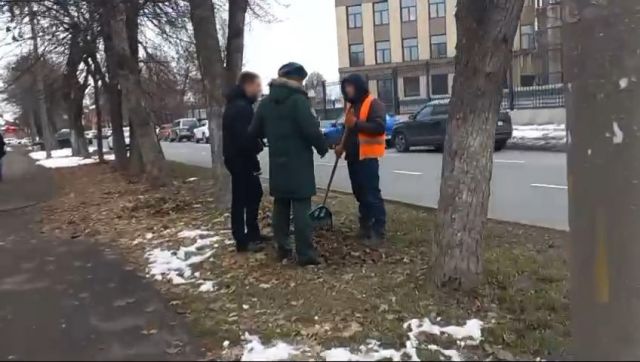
[185,177,199,182]
[512,124,566,142]
[619,77,629,89]
[223,340,230,349]
[36,156,100,169]
[612,121,624,144]
[29,148,72,160]
[241,334,304,361]
[198,281,215,293]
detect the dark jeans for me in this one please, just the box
[227,161,263,248]
[272,198,316,259]
[347,158,386,235]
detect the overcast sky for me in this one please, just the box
[244,0,340,83]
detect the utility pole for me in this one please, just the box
[565,0,640,359]
[28,1,56,157]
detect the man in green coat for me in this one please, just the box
[249,62,328,266]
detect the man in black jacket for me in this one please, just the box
[223,71,265,253]
[0,132,5,182]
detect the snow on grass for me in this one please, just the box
[145,229,230,292]
[512,124,566,141]
[236,317,484,361]
[29,147,116,168]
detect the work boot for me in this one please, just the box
[357,219,372,240]
[297,251,321,267]
[236,240,265,253]
[277,247,294,263]
[363,231,385,250]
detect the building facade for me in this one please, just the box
[335,0,561,114]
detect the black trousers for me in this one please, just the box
[226,160,263,248]
[347,158,386,235]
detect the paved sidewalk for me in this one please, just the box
[0,150,202,360]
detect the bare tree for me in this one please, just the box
[304,71,326,109]
[188,0,250,205]
[564,0,640,359]
[110,1,167,186]
[434,0,524,290]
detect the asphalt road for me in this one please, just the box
[161,142,568,230]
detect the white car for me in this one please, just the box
[107,127,130,150]
[194,120,209,143]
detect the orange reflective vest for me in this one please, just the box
[345,95,386,160]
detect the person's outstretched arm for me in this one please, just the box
[293,95,328,157]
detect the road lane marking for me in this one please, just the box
[393,170,423,176]
[495,159,525,164]
[531,183,567,190]
[316,162,345,167]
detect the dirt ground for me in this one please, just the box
[42,161,570,360]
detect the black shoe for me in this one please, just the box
[277,248,294,262]
[237,241,265,253]
[363,232,385,250]
[298,254,321,267]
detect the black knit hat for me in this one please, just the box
[278,62,308,80]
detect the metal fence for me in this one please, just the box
[501,83,565,110]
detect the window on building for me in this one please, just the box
[403,38,419,61]
[404,77,420,97]
[376,41,391,64]
[431,74,449,95]
[520,75,536,87]
[349,44,365,67]
[429,0,446,18]
[373,1,389,25]
[401,0,417,22]
[347,5,362,29]
[430,34,447,59]
[377,78,394,108]
[520,24,535,50]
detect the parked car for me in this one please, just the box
[169,118,200,142]
[157,124,172,141]
[84,130,97,145]
[321,114,397,148]
[391,98,512,152]
[194,120,209,143]
[55,129,72,148]
[107,127,130,150]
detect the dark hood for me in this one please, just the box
[225,85,257,104]
[341,73,370,104]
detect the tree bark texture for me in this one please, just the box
[434,0,524,290]
[99,0,128,170]
[28,3,57,157]
[124,0,144,177]
[63,27,90,158]
[564,1,640,359]
[111,1,167,186]
[189,0,231,206]
[225,0,249,88]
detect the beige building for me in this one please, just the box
[335,0,560,113]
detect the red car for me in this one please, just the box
[157,124,172,141]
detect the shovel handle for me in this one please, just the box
[322,125,349,207]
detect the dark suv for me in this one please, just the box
[392,99,512,152]
[169,118,200,142]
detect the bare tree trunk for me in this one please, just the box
[124,0,144,177]
[99,0,128,170]
[28,2,56,157]
[565,1,640,359]
[189,0,231,206]
[92,76,105,163]
[434,0,524,290]
[111,1,166,186]
[63,28,90,158]
[225,0,249,88]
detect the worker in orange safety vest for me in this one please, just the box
[335,73,387,248]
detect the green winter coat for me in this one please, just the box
[250,78,328,199]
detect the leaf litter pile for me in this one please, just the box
[42,161,570,360]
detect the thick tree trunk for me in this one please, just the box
[28,3,56,157]
[565,1,640,359]
[434,0,524,290]
[124,0,144,177]
[111,1,167,186]
[189,0,231,206]
[63,28,90,158]
[225,0,249,88]
[100,0,128,170]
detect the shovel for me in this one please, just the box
[309,126,349,229]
